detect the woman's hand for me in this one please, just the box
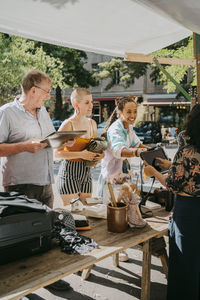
[132,147,147,157]
[137,148,147,157]
[81,150,100,161]
[93,151,105,161]
[63,139,75,148]
[144,161,167,186]
[89,152,105,167]
[144,161,157,178]
[155,157,172,169]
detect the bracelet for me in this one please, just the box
[135,149,139,157]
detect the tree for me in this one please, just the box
[0,33,64,105]
[92,37,194,94]
[35,42,97,119]
[151,36,196,93]
[93,57,148,90]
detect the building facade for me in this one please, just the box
[63,52,190,128]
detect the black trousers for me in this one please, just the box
[167,195,200,300]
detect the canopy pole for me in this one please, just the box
[193,33,200,104]
[153,58,191,102]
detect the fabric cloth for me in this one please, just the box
[100,119,141,179]
[166,145,200,196]
[57,160,92,195]
[0,191,51,216]
[53,208,76,232]
[85,137,108,167]
[53,211,98,255]
[167,195,200,300]
[0,0,192,58]
[0,97,55,187]
[58,230,98,254]
[5,184,54,209]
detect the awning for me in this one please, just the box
[0,0,198,57]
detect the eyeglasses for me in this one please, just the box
[34,85,51,94]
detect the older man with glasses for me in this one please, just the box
[0,69,71,292]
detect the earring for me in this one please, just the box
[75,107,80,114]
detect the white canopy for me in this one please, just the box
[0,0,199,57]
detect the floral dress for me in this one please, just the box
[166,145,200,196]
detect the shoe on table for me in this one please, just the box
[119,250,129,262]
[45,280,71,291]
[128,217,147,228]
[128,204,147,228]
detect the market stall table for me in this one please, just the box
[0,209,169,300]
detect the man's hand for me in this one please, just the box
[23,139,48,153]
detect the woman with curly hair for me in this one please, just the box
[97,96,148,261]
[97,96,148,199]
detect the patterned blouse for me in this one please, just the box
[166,145,200,196]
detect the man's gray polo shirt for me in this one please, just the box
[0,98,55,186]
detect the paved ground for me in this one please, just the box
[27,248,167,300]
[0,144,177,300]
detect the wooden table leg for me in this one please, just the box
[141,240,151,300]
[112,253,119,267]
[81,265,93,280]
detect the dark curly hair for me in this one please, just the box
[183,104,200,148]
[101,96,137,137]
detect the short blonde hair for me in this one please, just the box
[22,70,51,93]
[70,88,91,106]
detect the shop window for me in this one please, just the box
[131,77,135,84]
[92,63,99,70]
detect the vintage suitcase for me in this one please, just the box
[0,210,54,265]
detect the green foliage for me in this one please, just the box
[93,57,148,90]
[151,36,196,92]
[35,42,97,88]
[0,34,96,120]
[35,42,97,118]
[93,37,195,93]
[61,102,73,120]
[0,33,64,104]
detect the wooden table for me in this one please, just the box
[0,209,169,300]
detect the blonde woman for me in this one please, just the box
[55,88,103,205]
